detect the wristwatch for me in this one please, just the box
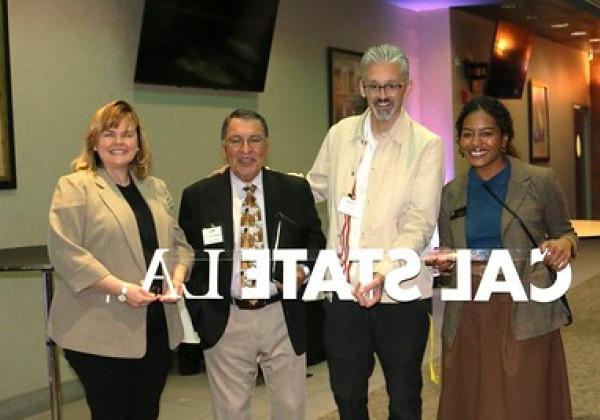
[117,283,129,303]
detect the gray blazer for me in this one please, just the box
[47,169,193,358]
[439,157,578,347]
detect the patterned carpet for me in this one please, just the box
[320,273,600,420]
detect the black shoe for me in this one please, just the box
[177,343,204,375]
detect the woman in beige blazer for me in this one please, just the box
[428,96,577,420]
[47,100,193,420]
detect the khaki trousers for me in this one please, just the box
[204,302,306,420]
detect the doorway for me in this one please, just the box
[573,104,592,219]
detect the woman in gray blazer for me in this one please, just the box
[47,100,193,420]
[429,96,577,420]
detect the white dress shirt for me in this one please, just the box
[349,115,378,250]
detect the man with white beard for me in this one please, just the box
[307,43,445,420]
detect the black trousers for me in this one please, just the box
[324,298,431,420]
[64,302,171,420]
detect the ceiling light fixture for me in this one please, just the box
[589,38,600,43]
[550,23,569,29]
[571,31,588,36]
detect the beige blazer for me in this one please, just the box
[439,157,578,347]
[47,169,193,358]
[307,108,445,301]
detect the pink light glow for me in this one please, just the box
[388,0,499,12]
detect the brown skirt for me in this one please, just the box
[437,293,572,420]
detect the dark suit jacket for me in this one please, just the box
[179,168,326,355]
[438,157,578,347]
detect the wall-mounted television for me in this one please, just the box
[134,0,280,92]
[484,20,533,99]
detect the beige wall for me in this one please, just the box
[450,10,589,215]
[526,36,590,212]
[1,0,454,407]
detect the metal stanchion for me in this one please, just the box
[0,246,62,420]
[43,270,62,420]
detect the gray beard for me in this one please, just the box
[373,108,394,121]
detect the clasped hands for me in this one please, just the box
[123,281,183,308]
[274,264,309,291]
[422,247,456,274]
[352,272,385,308]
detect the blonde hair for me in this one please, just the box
[71,100,152,179]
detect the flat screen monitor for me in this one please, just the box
[484,20,533,99]
[134,0,279,92]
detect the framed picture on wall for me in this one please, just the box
[528,80,550,163]
[327,47,366,126]
[0,0,14,189]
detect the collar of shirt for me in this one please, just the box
[353,108,409,146]
[362,111,378,148]
[230,170,264,199]
[468,158,511,189]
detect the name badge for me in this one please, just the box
[338,195,358,218]
[202,226,223,245]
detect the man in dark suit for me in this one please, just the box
[179,109,326,420]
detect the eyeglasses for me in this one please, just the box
[224,135,266,150]
[362,82,405,96]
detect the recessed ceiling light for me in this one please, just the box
[589,38,600,43]
[571,31,588,36]
[550,23,569,29]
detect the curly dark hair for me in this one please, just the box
[455,96,519,157]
